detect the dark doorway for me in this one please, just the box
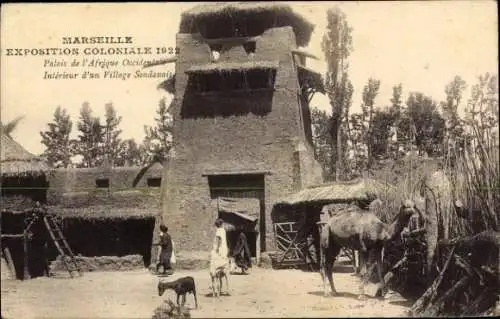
[207,173,266,252]
[60,217,156,267]
[147,178,162,187]
[95,179,109,188]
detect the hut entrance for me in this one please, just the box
[270,204,322,270]
[1,209,52,280]
[59,216,156,267]
[216,197,259,259]
[208,173,265,253]
[1,175,48,203]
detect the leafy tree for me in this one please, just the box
[441,76,467,162]
[389,84,404,158]
[370,108,397,160]
[143,98,173,163]
[115,138,146,167]
[311,107,334,181]
[321,6,353,180]
[40,107,73,168]
[404,93,446,157]
[73,102,105,167]
[360,78,381,167]
[347,113,366,177]
[103,102,124,166]
[339,79,354,178]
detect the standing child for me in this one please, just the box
[155,224,173,275]
[210,219,229,276]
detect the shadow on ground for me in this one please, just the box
[388,299,415,307]
[204,292,231,297]
[229,272,250,276]
[308,291,384,301]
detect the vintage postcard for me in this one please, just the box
[1,2,498,318]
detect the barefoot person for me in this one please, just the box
[155,224,173,275]
[210,219,229,288]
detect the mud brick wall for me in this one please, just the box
[46,165,163,215]
[157,26,323,257]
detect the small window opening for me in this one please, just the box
[243,41,256,55]
[193,69,276,93]
[96,179,109,188]
[209,44,222,62]
[147,178,162,187]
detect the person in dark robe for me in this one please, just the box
[231,231,252,273]
[155,224,173,275]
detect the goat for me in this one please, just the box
[158,276,198,308]
[210,267,229,297]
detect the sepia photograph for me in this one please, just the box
[1,1,498,318]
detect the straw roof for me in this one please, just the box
[1,134,49,177]
[143,57,177,69]
[297,65,325,94]
[274,178,387,206]
[186,60,279,75]
[49,206,157,220]
[158,75,176,94]
[179,3,314,47]
[291,48,319,60]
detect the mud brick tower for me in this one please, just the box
[156,3,325,260]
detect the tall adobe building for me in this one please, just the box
[157,3,324,259]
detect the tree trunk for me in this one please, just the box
[336,124,342,181]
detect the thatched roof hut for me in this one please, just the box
[274,178,389,207]
[49,206,157,220]
[1,134,49,178]
[179,3,315,47]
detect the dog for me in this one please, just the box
[158,276,198,308]
[210,266,229,297]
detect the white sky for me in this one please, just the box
[1,1,498,155]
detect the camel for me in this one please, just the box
[319,199,421,298]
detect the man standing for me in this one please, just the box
[155,224,173,275]
[210,218,229,276]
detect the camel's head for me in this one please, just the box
[389,199,420,240]
[399,199,420,222]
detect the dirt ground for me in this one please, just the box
[1,265,412,318]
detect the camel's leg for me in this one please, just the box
[374,247,387,297]
[320,245,332,296]
[359,233,367,252]
[360,251,368,276]
[320,258,328,296]
[359,249,377,298]
[319,234,329,296]
[323,245,341,297]
[324,258,336,296]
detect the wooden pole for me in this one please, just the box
[3,247,17,279]
[256,231,261,265]
[1,234,25,238]
[23,231,30,280]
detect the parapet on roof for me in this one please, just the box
[179,3,315,47]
